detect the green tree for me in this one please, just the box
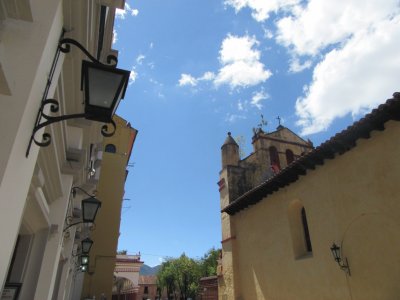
[199,248,220,277]
[156,276,163,300]
[157,254,201,299]
[156,249,220,300]
[173,254,200,299]
[158,259,177,300]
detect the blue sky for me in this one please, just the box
[113,0,400,266]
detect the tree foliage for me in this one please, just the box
[199,247,219,277]
[156,248,220,300]
[158,260,178,299]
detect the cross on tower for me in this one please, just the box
[276,116,281,126]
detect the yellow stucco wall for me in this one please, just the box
[82,115,137,299]
[220,121,400,300]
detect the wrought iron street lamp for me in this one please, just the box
[63,187,102,232]
[330,243,351,275]
[26,37,130,157]
[82,196,102,223]
[81,238,94,254]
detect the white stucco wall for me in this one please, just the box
[0,0,63,290]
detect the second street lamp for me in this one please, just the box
[82,196,102,223]
[81,238,94,254]
[63,187,102,232]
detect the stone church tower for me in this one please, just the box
[218,125,313,299]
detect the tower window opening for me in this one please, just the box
[269,146,281,169]
[286,149,294,165]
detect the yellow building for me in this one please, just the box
[82,116,138,299]
[219,93,400,300]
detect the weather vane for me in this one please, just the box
[258,114,268,130]
[253,114,268,135]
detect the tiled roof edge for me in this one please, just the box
[222,92,400,215]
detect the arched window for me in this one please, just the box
[301,207,312,252]
[269,146,280,169]
[104,144,116,153]
[286,149,294,165]
[288,200,313,258]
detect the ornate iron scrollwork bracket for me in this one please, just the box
[26,36,118,157]
[58,38,118,67]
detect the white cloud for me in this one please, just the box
[115,8,126,19]
[116,3,139,19]
[149,42,154,49]
[262,27,274,39]
[214,34,272,88]
[296,15,400,135]
[177,71,214,87]
[136,54,145,65]
[276,0,400,56]
[288,57,312,73]
[112,29,117,45]
[225,113,247,123]
[251,89,269,109]
[237,100,245,111]
[199,71,215,81]
[131,9,139,16]
[224,0,400,135]
[177,35,271,90]
[219,34,260,63]
[224,0,300,22]
[129,69,138,85]
[178,74,198,87]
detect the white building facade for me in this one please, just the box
[0,0,126,299]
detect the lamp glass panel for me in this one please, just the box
[81,255,89,265]
[87,66,124,109]
[82,197,101,222]
[82,238,93,253]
